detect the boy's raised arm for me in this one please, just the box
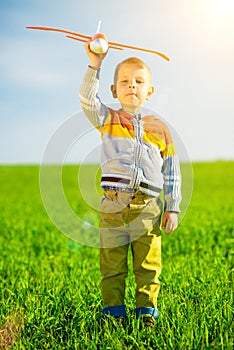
[79,41,109,128]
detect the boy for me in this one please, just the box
[79,42,181,327]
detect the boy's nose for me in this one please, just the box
[129,81,136,88]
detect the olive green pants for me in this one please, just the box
[100,190,162,313]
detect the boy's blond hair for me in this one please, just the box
[113,57,152,85]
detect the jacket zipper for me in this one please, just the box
[132,115,143,188]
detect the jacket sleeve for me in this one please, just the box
[162,154,181,212]
[79,66,108,128]
[161,124,182,212]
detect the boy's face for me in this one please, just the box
[111,63,154,114]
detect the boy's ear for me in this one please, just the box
[111,85,117,98]
[146,86,155,100]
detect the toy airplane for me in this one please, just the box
[26,20,170,61]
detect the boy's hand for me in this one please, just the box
[161,211,178,234]
[85,41,108,70]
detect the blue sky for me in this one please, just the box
[1,0,234,163]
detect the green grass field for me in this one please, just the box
[0,162,233,349]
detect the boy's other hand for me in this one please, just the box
[161,211,178,234]
[85,41,108,70]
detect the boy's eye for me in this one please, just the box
[136,80,144,84]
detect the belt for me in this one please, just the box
[101,176,161,194]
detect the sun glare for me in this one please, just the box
[211,0,234,14]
